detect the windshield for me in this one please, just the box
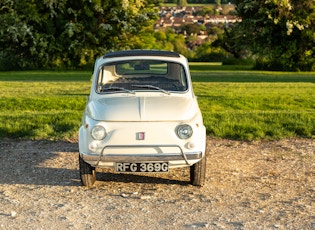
[96,60,188,94]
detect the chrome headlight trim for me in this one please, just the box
[91,125,107,140]
[176,124,193,139]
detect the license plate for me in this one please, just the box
[115,162,169,172]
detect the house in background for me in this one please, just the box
[154,6,241,47]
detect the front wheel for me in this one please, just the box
[190,153,206,186]
[79,155,96,187]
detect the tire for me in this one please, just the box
[190,153,206,186]
[79,155,96,187]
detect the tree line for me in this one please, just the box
[0,0,314,71]
[163,0,235,4]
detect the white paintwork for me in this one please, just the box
[86,95,198,121]
[79,50,206,169]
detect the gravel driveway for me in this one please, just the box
[0,138,314,229]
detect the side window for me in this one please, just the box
[96,65,118,92]
[179,66,188,90]
[167,63,188,91]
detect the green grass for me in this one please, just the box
[0,71,91,140]
[196,84,314,139]
[191,65,315,140]
[0,67,314,140]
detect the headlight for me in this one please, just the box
[91,125,107,140]
[176,124,193,139]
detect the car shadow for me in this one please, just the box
[97,171,189,186]
[0,139,190,187]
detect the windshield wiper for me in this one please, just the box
[101,86,135,94]
[132,84,170,95]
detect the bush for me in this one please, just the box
[0,52,19,71]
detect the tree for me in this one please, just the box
[231,0,315,71]
[193,41,232,62]
[0,0,159,69]
[0,0,56,69]
[177,0,188,6]
[197,6,214,17]
[182,23,205,35]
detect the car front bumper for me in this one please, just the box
[80,144,203,168]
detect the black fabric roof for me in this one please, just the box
[103,50,180,58]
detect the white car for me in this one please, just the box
[79,50,206,186]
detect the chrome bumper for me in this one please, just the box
[80,144,203,166]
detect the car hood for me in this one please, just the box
[86,95,198,121]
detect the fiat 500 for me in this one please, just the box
[79,50,206,187]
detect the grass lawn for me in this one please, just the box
[0,71,91,140]
[0,66,314,140]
